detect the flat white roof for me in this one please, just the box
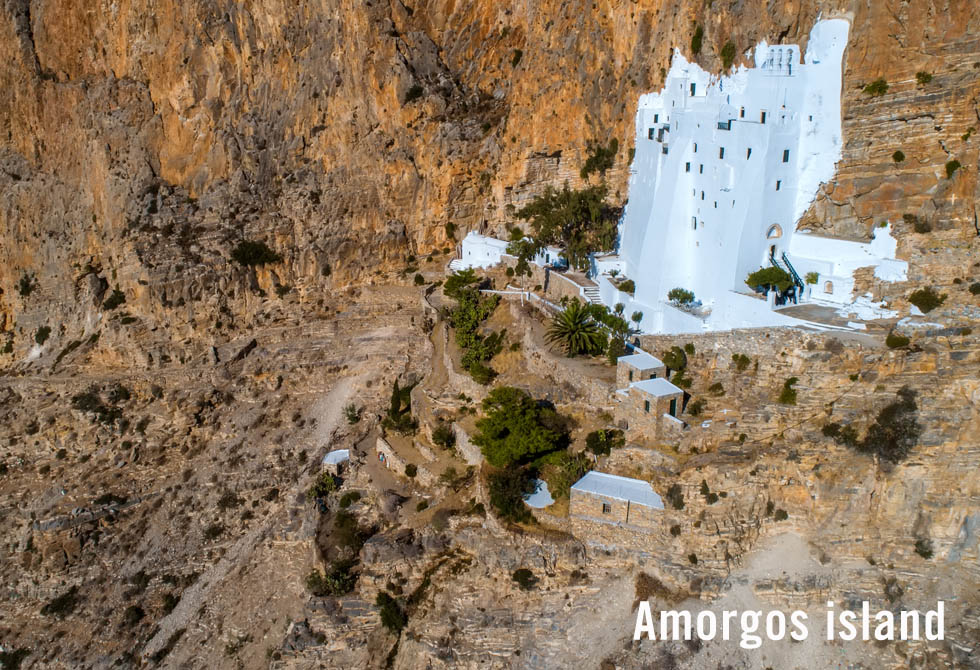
[618,351,664,369]
[571,471,664,509]
[322,449,350,465]
[631,377,683,397]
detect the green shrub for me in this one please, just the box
[605,336,627,365]
[472,387,569,467]
[745,266,793,292]
[376,591,407,633]
[969,282,980,296]
[669,524,681,536]
[511,568,538,590]
[17,272,37,297]
[487,465,535,523]
[40,586,79,618]
[231,240,281,266]
[34,326,51,345]
[863,78,888,97]
[804,271,819,285]
[688,553,698,565]
[778,377,798,405]
[708,382,724,396]
[415,500,428,512]
[404,84,424,104]
[2,336,12,354]
[662,345,687,372]
[720,41,737,69]
[886,331,910,348]
[908,287,946,313]
[892,150,905,162]
[915,71,932,85]
[668,287,695,304]
[103,288,126,310]
[945,159,961,179]
[683,342,695,355]
[618,279,635,293]
[665,483,684,510]
[431,423,456,449]
[580,138,618,179]
[914,538,933,559]
[404,463,418,478]
[585,428,625,456]
[687,398,706,417]
[339,491,361,508]
[691,25,704,55]
[344,403,361,424]
[822,422,859,447]
[203,523,224,540]
[382,379,419,434]
[123,604,145,627]
[414,273,426,286]
[306,471,337,500]
[774,509,789,521]
[859,386,920,463]
[731,353,751,372]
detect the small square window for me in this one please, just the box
[601,503,612,514]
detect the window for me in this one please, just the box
[629,370,633,381]
[690,83,696,96]
[654,114,659,123]
[669,398,677,416]
[740,106,745,118]
[719,147,725,159]
[776,180,782,191]
[760,110,767,124]
[701,191,705,200]
[714,201,718,209]
[648,128,655,140]
[766,224,783,239]
[783,149,790,163]
[601,503,612,514]
[746,148,752,159]
[692,217,697,229]
[644,400,650,413]
[699,164,704,174]
[685,162,691,172]
[824,281,834,294]
[693,142,697,153]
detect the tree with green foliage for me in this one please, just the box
[472,387,569,467]
[745,266,793,292]
[546,301,605,357]
[487,465,536,522]
[538,449,591,499]
[863,78,888,97]
[580,138,619,179]
[662,345,687,372]
[667,287,695,305]
[444,268,479,299]
[445,271,503,383]
[516,183,620,269]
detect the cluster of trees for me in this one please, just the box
[382,379,419,434]
[445,269,504,384]
[471,386,585,522]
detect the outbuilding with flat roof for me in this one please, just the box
[616,351,667,387]
[569,471,663,528]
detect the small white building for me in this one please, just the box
[322,449,350,475]
[569,471,664,528]
[455,231,564,271]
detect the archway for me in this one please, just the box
[824,281,834,294]
[766,224,783,239]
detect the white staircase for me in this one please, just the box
[448,258,466,272]
[582,286,602,304]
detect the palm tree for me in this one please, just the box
[547,300,604,357]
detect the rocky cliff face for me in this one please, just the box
[2,0,978,359]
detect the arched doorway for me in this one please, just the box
[824,281,834,294]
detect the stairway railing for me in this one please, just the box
[781,252,805,290]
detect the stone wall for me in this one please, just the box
[615,357,666,388]
[616,385,683,444]
[569,489,660,530]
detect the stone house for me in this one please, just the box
[569,471,664,529]
[616,351,667,388]
[619,377,685,442]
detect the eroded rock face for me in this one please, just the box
[2,1,979,360]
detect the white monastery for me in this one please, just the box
[456,18,908,335]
